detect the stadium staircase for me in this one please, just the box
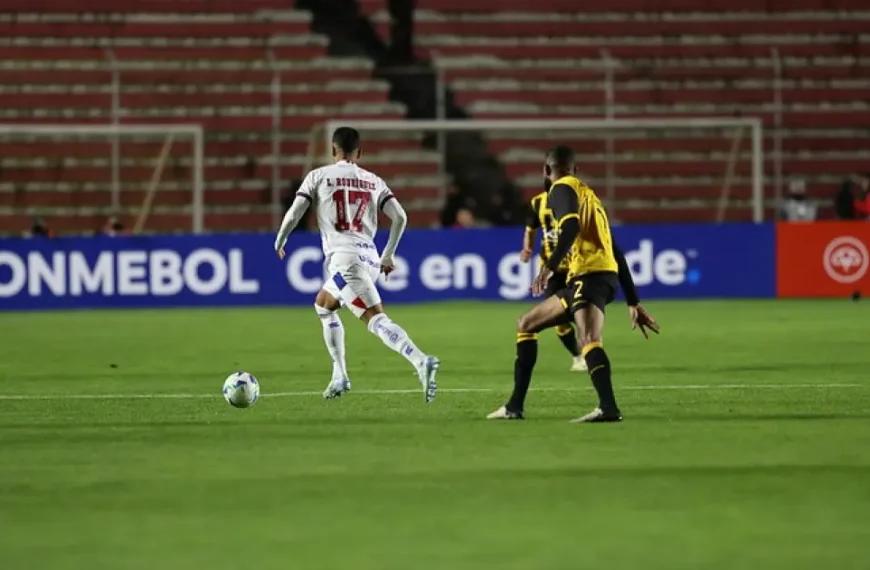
[361,0,870,223]
[2,0,868,233]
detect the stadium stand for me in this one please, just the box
[1,0,868,232]
[364,0,870,223]
[0,0,438,234]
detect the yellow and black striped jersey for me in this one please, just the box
[547,175,618,278]
[525,191,570,272]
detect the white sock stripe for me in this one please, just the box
[314,304,335,316]
[315,305,341,323]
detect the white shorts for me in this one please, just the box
[322,251,382,317]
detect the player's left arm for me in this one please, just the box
[274,172,317,258]
[274,195,311,258]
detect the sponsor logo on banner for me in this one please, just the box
[0,249,258,298]
[0,224,775,310]
[823,236,869,284]
[623,239,700,287]
[776,222,870,298]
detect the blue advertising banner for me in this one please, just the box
[0,223,775,310]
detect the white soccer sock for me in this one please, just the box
[367,313,427,370]
[315,304,348,381]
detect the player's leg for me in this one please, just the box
[555,324,586,372]
[359,303,426,371]
[317,264,352,399]
[546,272,585,371]
[334,256,438,402]
[568,275,622,423]
[359,303,439,403]
[488,294,572,419]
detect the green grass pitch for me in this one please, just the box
[1,300,869,570]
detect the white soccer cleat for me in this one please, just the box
[417,356,439,403]
[486,405,524,420]
[570,356,588,372]
[322,378,352,400]
[569,407,623,424]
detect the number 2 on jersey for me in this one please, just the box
[332,189,371,232]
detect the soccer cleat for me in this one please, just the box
[569,407,623,424]
[322,378,352,400]
[486,406,524,420]
[570,356,588,372]
[418,356,439,403]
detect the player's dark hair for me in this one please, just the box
[546,145,575,174]
[332,127,360,155]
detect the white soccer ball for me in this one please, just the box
[222,371,260,408]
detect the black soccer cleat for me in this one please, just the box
[569,407,623,424]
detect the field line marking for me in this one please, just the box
[0,383,862,401]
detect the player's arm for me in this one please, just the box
[612,241,640,307]
[274,172,315,257]
[379,192,406,273]
[531,184,579,296]
[612,240,660,338]
[543,184,580,272]
[521,203,540,262]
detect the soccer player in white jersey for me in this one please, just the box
[274,127,439,402]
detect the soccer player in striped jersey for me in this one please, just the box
[522,190,588,372]
[274,127,439,403]
[489,146,658,422]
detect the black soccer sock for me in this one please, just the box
[506,333,538,413]
[583,343,620,415]
[555,324,581,357]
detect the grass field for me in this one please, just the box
[1,300,869,570]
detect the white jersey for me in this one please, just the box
[296,160,395,257]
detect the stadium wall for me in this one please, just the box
[0,222,866,310]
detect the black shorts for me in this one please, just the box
[555,272,619,314]
[545,270,570,299]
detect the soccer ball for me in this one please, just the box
[222,371,260,408]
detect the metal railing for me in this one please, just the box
[90,48,796,225]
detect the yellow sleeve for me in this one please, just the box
[577,194,595,233]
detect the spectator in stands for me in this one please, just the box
[25,217,52,238]
[853,173,870,220]
[835,173,870,220]
[453,208,476,229]
[780,177,816,222]
[102,216,126,237]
